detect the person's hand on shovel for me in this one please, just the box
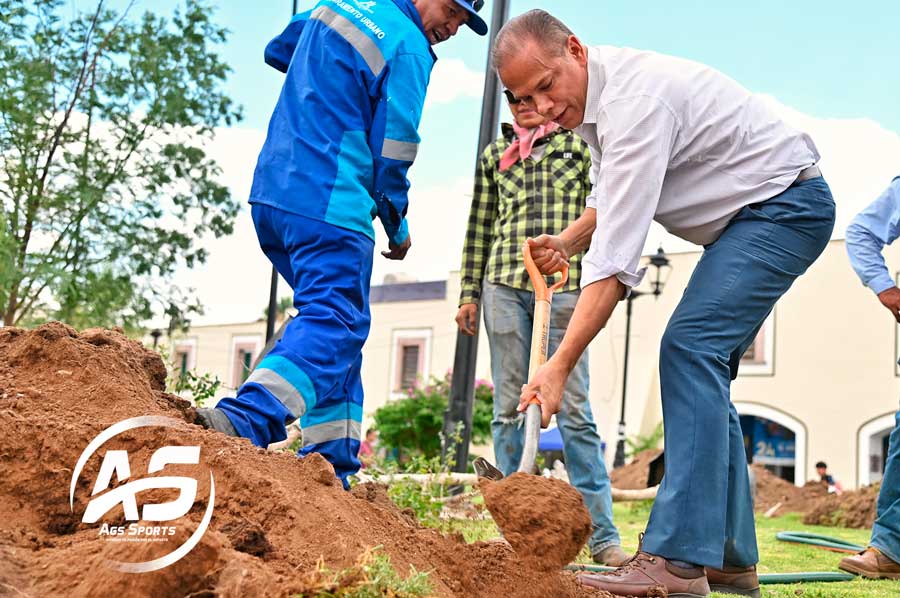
[526,235,569,274]
[518,356,568,428]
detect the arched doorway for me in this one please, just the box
[734,402,807,487]
[858,412,897,487]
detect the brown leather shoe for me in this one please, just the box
[592,544,630,567]
[839,547,900,580]
[578,551,710,597]
[705,565,760,597]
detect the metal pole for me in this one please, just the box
[614,290,642,468]
[443,0,510,472]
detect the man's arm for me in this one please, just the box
[527,208,597,275]
[520,97,678,425]
[846,177,900,321]
[456,146,499,335]
[519,276,624,426]
[371,52,432,253]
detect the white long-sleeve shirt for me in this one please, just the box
[575,45,820,288]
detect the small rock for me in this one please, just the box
[56,370,73,376]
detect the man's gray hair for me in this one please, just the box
[491,9,574,71]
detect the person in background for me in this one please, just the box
[359,429,378,469]
[841,176,900,580]
[454,86,626,566]
[814,461,844,494]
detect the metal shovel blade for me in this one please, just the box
[473,457,504,481]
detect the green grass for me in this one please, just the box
[436,501,898,597]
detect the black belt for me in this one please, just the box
[793,165,822,185]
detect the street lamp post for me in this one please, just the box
[150,329,163,349]
[612,247,671,469]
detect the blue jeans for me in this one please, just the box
[481,281,621,554]
[216,205,374,486]
[872,408,900,563]
[642,177,835,568]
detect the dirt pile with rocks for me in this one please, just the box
[803,483,880,529]
[609,449,662,490]
[480,473,592,570]
[0,323,611,597]
[751,465,828,515]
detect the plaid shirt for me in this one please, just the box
[459,124,593,305]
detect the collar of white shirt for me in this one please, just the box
[581,45,606,125]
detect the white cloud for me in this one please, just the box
[181,97,900,325]
[424,59,485,106]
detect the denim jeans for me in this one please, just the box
[642,177,835,568]
[871,408,900,563]
[481,280,621,553]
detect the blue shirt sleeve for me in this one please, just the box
[846,177,900,295]
[264,11,311,73]
[370,51,431,245]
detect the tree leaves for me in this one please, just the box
[0,0,242,331]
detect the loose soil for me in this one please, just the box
[609,449,662,490]
[479,473,592,571]
[0,323,612,597]
[803,482,880,529]
[751,465,829,515]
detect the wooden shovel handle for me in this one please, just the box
[523,241,569,303]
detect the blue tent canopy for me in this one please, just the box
[539,426,564,451]
[538,427,606,454]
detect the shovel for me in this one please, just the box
[474,242,569,481]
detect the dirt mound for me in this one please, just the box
[610,449,662,490]
[803,483,880,529]
[480,473,592,571]
[0,323,609,597]
[751,465,828,515]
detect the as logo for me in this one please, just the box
[69,416,215,573]
[354,0,376,12]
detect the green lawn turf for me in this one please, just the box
[437,501,898,597]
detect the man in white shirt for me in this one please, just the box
[493,9,835,598]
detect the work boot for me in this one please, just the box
[195,407,239,437]
[578,551,710,597]
[705,565,760,597]
[839,547,900,580]
[593,544,630,567]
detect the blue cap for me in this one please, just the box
[455,0,488,36]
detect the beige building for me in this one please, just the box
[162,239,899,490]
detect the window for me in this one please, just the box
[399,344,421,389]
[390,328,432,395]
[739,311,775,375]
[230,335,263,389]
[172,339,197,379]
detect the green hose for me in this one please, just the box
[565,564,856,584]
[775,531,866,553]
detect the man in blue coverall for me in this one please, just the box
[196,0,488,487]
[842,176,900,580]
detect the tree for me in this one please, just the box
[0,0,242,330]
[373,374,494,461]
[262,295,295,321]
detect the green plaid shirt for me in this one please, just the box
[459,125,593,305]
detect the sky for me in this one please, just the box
[80,0,900,325]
